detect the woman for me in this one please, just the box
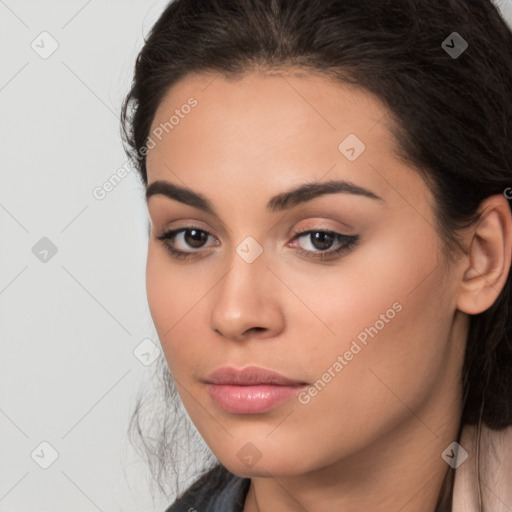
[120,0,512,510]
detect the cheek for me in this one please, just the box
[289,229,451,425]
[145,246,205,374]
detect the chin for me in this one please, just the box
[221,451,312,479]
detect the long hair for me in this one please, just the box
[120,1,512,509]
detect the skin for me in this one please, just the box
[144,70,512,512]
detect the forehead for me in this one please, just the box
[145,70,431,217]
[147,69,397,168]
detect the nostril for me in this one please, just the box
[247,327,266,335]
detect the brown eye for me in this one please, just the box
[156,227,218,260]
[183,229,209,248]
[293,229,359,261]
[307,232,336,251]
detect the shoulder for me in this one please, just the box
[164,464,251,512]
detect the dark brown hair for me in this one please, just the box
[120,1,512,509]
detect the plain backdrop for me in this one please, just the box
[1,1,512,511]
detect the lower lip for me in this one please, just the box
[207,383,306,414]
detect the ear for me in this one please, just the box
[456,194,512,315]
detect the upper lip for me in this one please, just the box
[205,366,306,386]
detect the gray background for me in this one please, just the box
[1,1,511,511]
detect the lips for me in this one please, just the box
[204,365,307,386]
[204,366,308,414]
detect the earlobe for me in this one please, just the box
[456,195,512,315]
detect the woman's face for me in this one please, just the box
[145,70,466,478]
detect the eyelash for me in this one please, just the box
[156,226,359,262]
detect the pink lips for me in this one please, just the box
[205,366,307,414]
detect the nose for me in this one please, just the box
[209,247,285,342]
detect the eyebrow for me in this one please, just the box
[146,179,383,215]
